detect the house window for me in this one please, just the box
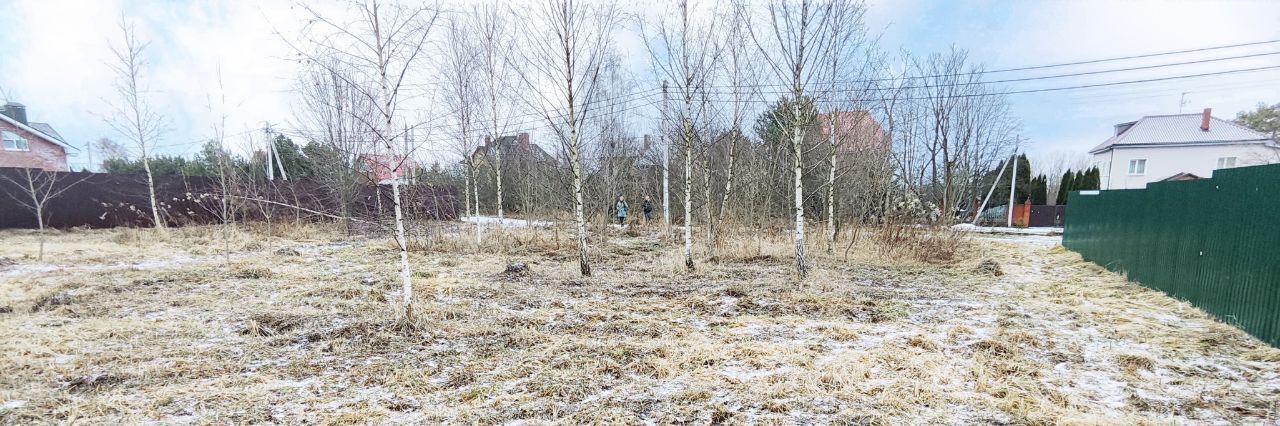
[1216,157,1236,169]
[2,131,28,151]
[1127,159,1146,175]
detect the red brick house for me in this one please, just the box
[360,153,417,184]
[0,102,77,171]
[816,110,889,153]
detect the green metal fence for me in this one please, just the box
[1064,163,1280,346]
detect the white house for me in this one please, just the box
[1090,108,1280,190]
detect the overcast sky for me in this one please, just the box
[1,0,1277,171]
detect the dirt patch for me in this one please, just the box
[230,265,274,279]
[30,291,74,312]
[502,262,533,277]
[973,259,1003,276]
[66,373,125,392]
[241,313,308,337]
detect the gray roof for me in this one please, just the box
[28,122,66,143]
[0,113,76,151]
[1090,113,1272,154]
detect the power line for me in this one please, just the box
[982,39,1280,74]
[698,51,1280,95]
[811,65,1280,104]
[647,38,1280,89]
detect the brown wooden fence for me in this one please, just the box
[0,168,457,229]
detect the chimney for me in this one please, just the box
[3,102,27,126]
[643,134,652,150]
[518,132,530,149]
[1114,122,1135,136]
[483,136,492,147]
[1200,108,1212,131]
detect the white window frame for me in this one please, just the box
[2,130,28,152]
[1216,156,1236,170]
[1127,159,1146,175]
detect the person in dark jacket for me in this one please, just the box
[642,195,654,222]
[614,196,628,226]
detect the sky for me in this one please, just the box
[0,0,1277,172]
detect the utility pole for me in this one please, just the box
[264,123,275,181]
[1179,92,1190,113]
[269,124,288,181]
[86,142,94,173]
[973,153,1013,225]
[1007,150,1018,227]
[661,80,671,236]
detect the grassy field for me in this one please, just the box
[0,223,1277,424]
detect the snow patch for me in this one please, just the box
[461,216,552,228]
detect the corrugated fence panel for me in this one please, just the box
[1064,163,1280,346]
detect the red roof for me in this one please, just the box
[816,110,888,152]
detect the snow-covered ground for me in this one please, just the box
[951,223,1062,236]
[460,216,553,228]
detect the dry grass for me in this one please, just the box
[1,223,1278,424]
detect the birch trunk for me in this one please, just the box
[35,204,45,261]
[662,134,670,236]
[472,166,482,244]
[390,177,413,319]
[142,156,165,234]
[569,130,591,276]
[826,111,838,253]
[217,141,231,263]
[463,166,471,220]
[792,103,808,277]
[681,107,694,271]
[495,143,504,225]
[715,130,737,224]
[701,145,712,247]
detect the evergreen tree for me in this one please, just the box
[1056,169,1075,205]
[1030,174,1048,205]
[989,154,1034,205]
[270,134,313,179]
[1235,102,1280,141]
[1083,166,1101,190]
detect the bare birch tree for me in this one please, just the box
[207,71,235,262]
[107,17,167,235]
[643,0,718,272]
[293,54,377,234]
[818,0,868,252]
[295,0,439,319]
[439,15,483,244]
[471,4,517,226]
[752,0,838,278]
[711,1,763,243]
[1,169,88,261]
[521,0,619,277]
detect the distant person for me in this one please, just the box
[642,195,654,222]
[614,195,628,226]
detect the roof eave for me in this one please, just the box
[0,114,77,151]
[1092,139,1271,153]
